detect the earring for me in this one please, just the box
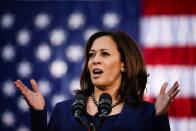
[121,67,125,72]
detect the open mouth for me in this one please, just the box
[92,68,103,79]
[93,68,103,74]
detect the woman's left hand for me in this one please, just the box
[155,81,180,116]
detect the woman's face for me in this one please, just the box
[88,36,124,90]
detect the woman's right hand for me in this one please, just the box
[15,79,45,110]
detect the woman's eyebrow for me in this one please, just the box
[101,49,109,51]
[89,50,95,52]
[89,49,109,52]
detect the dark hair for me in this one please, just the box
[77,31,147,105]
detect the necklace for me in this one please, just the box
[91,93,119,108]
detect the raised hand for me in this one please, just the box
[155,81,180,116]
[15,79,45,110]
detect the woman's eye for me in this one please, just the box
[88,53,94,58]
[102,52,109,57]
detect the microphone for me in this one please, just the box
[71,94,86,125]
[98,93,112,125]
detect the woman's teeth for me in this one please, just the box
[93,69,103,74]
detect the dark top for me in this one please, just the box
[30,99,170,131]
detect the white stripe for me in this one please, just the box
[140,16,196,47]
[146,65,196,97]
[169,117,196,131]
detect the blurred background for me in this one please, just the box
[0,0,195,131]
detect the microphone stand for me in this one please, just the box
[88,114,107,131]
[74,115,96,131]
[88,122,96,131]
[74,115,89,129]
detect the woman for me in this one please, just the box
[15,31,180,131]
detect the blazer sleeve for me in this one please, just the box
[155,113,170,131]
[47,103,60,131]
[30,103,61,131]
[30,107,47,131]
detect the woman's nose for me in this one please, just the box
[92,54,101,64]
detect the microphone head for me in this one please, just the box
[71,94,86,116]
[98,93,112,116]
[99,93,112,101]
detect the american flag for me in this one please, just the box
[0,1,195,131]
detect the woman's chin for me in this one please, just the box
[94,86,106,90]
[92,82,106,90]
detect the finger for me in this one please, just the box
[159,82,168,95]
[15,80,29,95]
[30,79,39,93]
[17,80,28,89]
[171,89,180,99]
[168,81,179,95]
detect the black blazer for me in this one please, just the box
[30,99,170,131]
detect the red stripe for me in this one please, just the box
[142,0,196,15]
[143,47,196,65]
[145,97,196,117]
